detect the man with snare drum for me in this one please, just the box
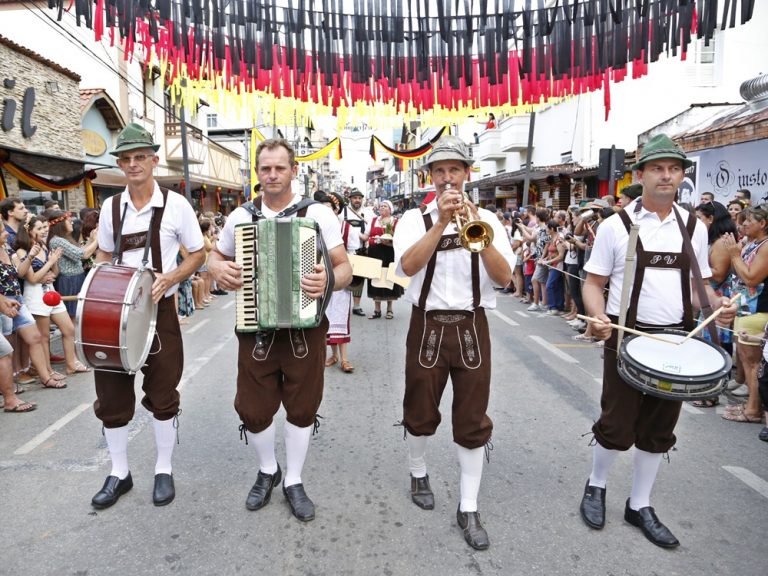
[208,138,351,522]
[90,123,205,510]
[579,134,736,548]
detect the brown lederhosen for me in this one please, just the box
[592,205,697,453]
[235,198,328,433]
[94,190,184,428]
[402,213,493,449]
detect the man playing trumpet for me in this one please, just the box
[392,135,514,550]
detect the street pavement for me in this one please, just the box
[0,292,765,576]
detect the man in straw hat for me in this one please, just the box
[578,134,737,547]
[392,135,514,550]
[90,123,205,509]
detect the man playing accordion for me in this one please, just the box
[209,138,351,522]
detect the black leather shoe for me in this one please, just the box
[352,307,365,316]
[410,474,434,510]
[579,480,606,529]
[153,473,175,506]
[624,499,680,548]
[245,465,282,511]
[456,506,490,550]
[91,473,133,509]
[283,483,315,522]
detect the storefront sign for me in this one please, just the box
[1,79,36,138]
[82,129,107,156]
[690,139,768,205]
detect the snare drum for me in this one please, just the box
[617,329,731,401]
[75,263,157,374]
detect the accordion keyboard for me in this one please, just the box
[234,224,259,331]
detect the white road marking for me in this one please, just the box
[529,335,579,364]
[514,311,529,318]
[12,334,235,458]
[222,300,234,309]
[594,378,602,385]
[722,466,768,499]
[14,403,91,455]
[490,309,519,327]
[186,318,210,334]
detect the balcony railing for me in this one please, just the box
[165,122,205,164]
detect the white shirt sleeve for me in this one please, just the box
[97,196,116,254]
[393,208,425,277]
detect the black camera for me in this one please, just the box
[565,232,574,241]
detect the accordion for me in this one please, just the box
[235,218,333,331]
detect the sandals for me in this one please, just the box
[341,360,355,373]
[692,397,719,408]
[42,376,67,389]
[369,311,382,319]
[572,334,594,342]
[325,355,339,367]
[721,405,763,423]
[385,311,394,319]
[66,361,91,375]
[4,400,37,413]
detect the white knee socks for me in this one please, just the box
[104,425,129,480]
[245,422,278,475]
[589,443,619,488]
[284,421,312,487]
[153,417,177,475]
[629,449,663,510]
[457,445,484,513]
[407,433,428,478]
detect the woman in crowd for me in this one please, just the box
[563,209,587,331]
[0,224,64,390]
[46,210,99,318]
[692,202,738,407]
[78,208,100,274]
[197,218,216,305]
[727,199,745,223]
[16,216,86,378]
[541,219,566,314]
[366,200,402,319]
[323,193,360,373]
[721,206,768,423]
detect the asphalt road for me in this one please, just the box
[1,292,765,576]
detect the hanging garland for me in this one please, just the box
[51,1,756,123]
[0,151,97,206]
[369,127,446,161]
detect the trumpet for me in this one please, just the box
[447,184,494,252]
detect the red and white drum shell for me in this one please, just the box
[75,263,157,374]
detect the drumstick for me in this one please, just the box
[679,293,742,344]
[575,315,679,345]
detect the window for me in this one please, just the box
[685,37,717,86]
[206,113,218,128]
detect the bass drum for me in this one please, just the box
[75,263,157,374]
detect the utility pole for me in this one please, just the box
[178,78,192,204]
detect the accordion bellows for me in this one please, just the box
[235,218,331,331]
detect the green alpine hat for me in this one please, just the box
[110,123,161,156]
[620,183,643,200]
[631,134,693,170]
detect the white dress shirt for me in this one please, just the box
[584,201,711,325]
[98,184,204,297]
[393,200,515,311]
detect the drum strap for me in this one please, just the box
[111,189,168,274]
[418,213,480,310]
